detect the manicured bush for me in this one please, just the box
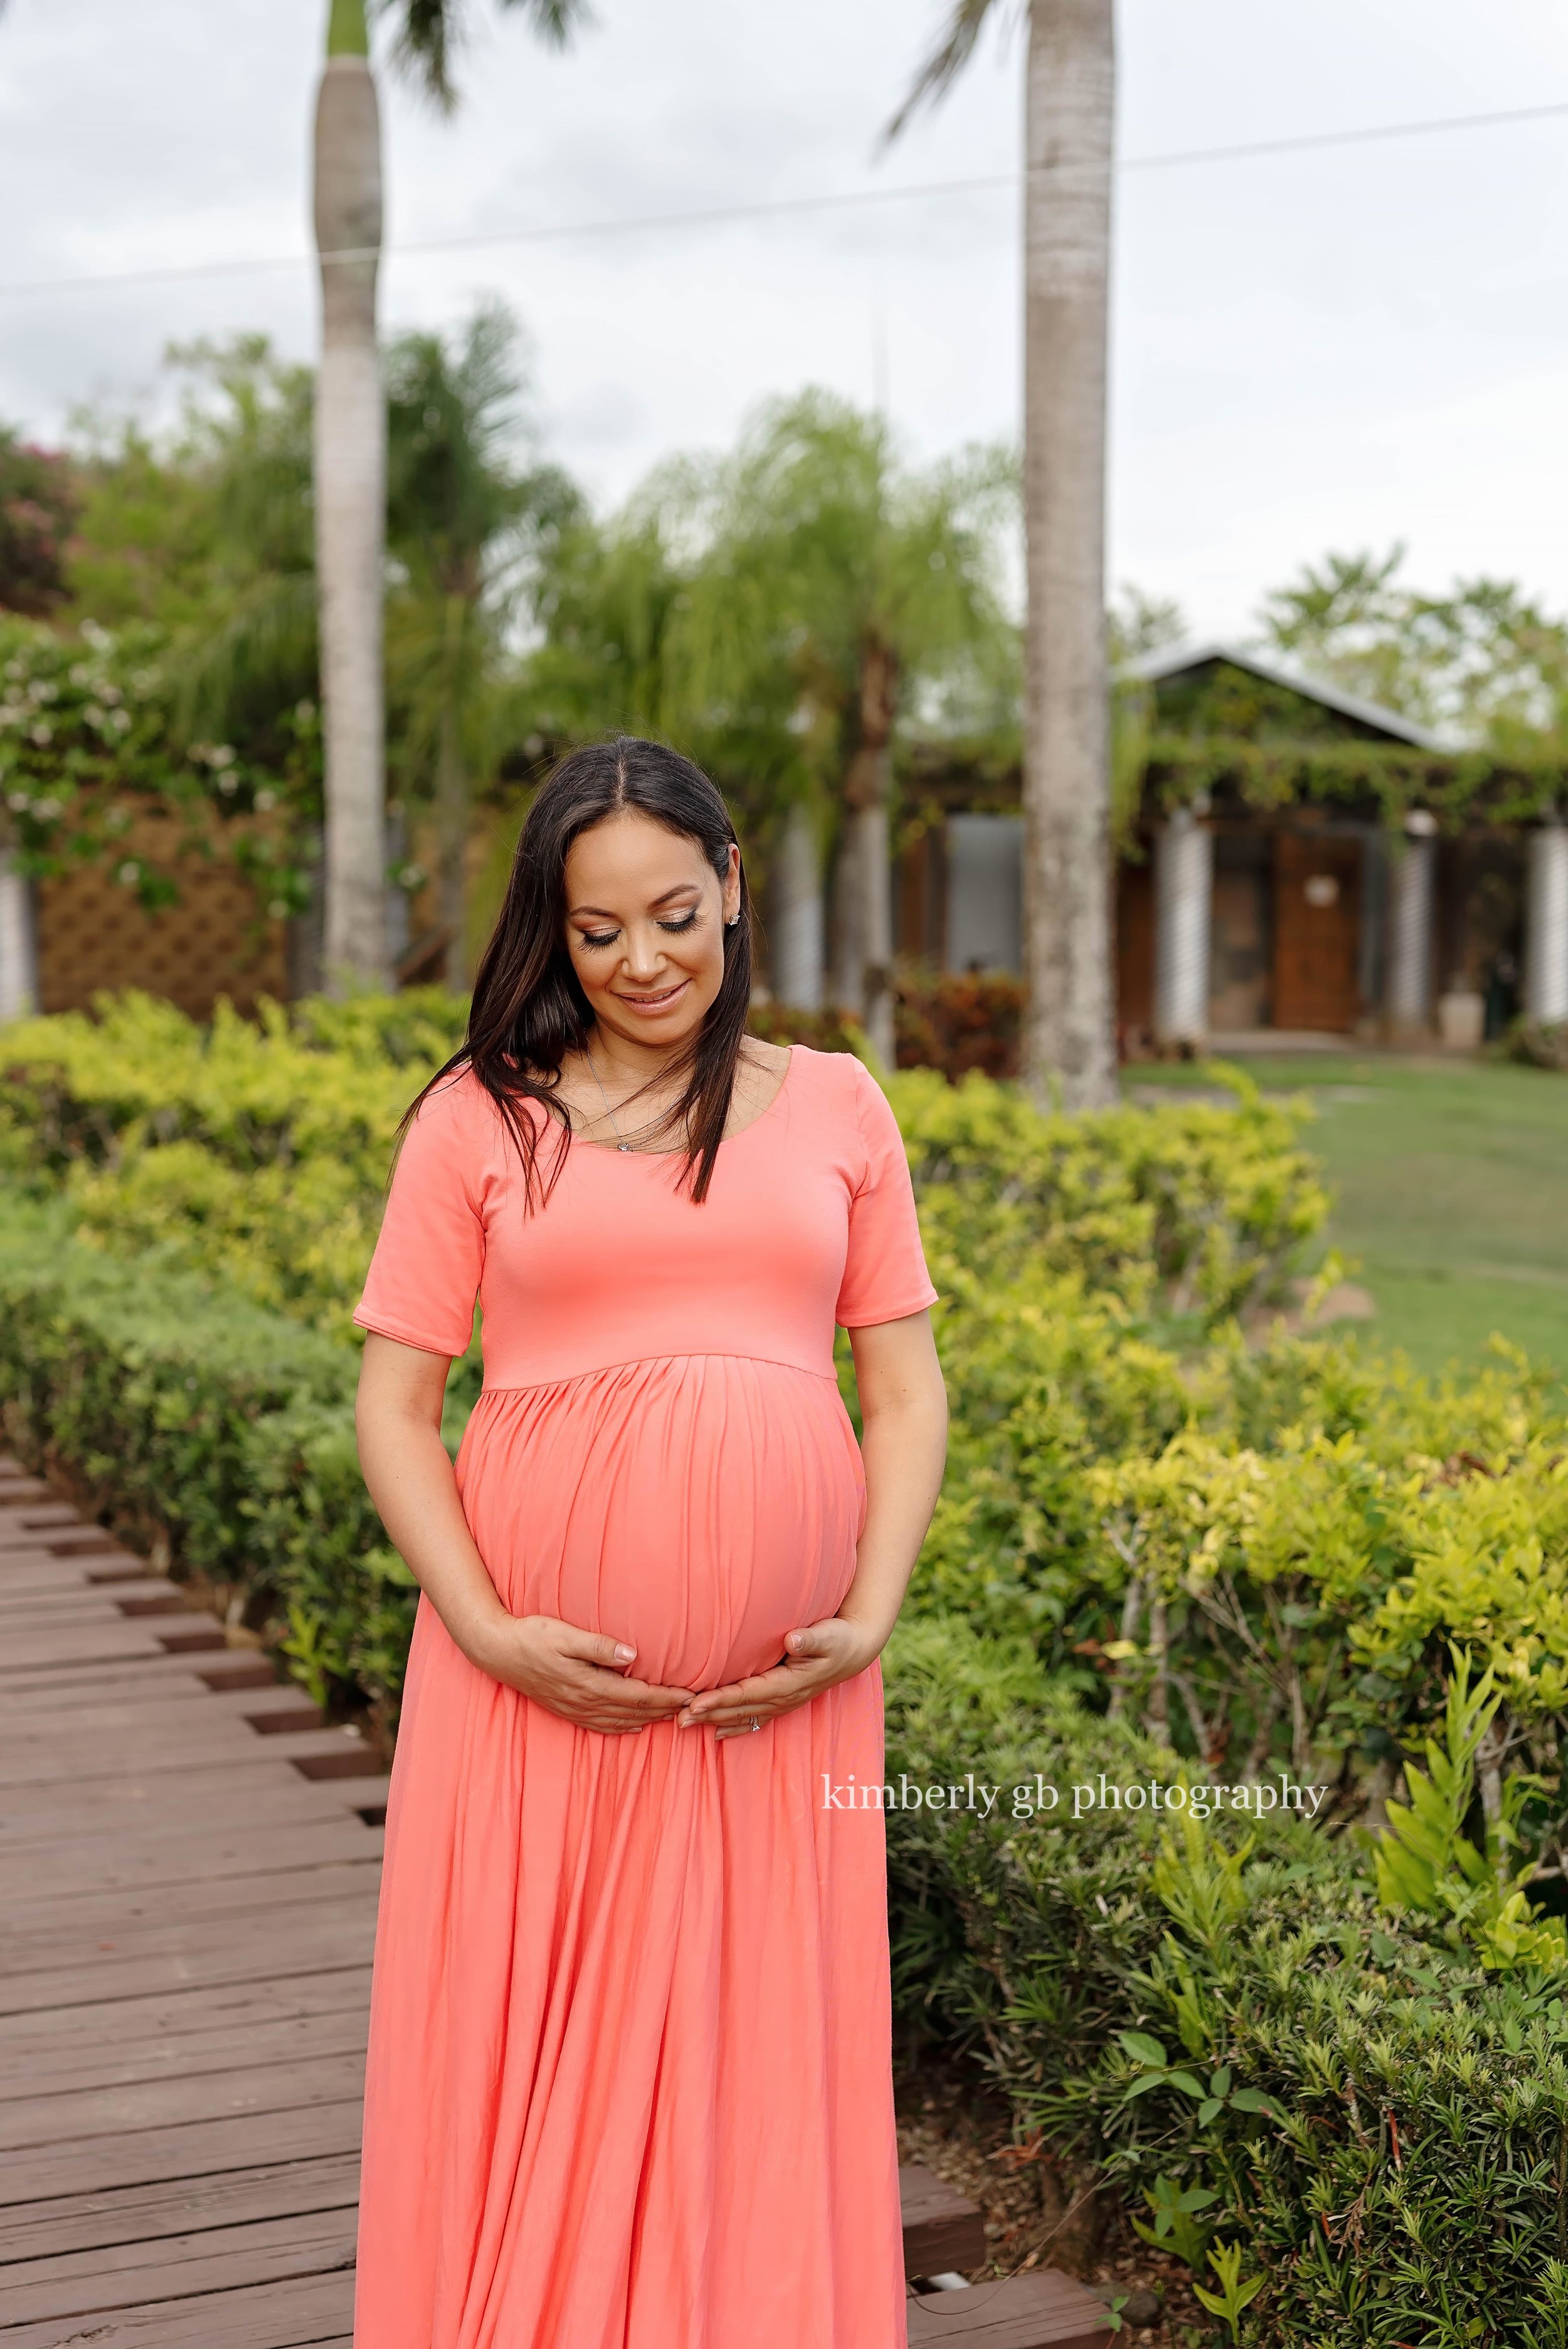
[0,1192,470,1717]
[894,967,1025,1081]
[884,1612,1568,2344]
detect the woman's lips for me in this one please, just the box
[617,978,690,1012]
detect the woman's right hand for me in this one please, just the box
[466,1611,694,1734]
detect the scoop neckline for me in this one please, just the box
[569,1044,797,1160]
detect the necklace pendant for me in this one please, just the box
[618,1141,632,1153]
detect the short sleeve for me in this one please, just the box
[834,1059,940,1329]
[352,1074,489,1357]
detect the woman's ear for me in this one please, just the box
[721,844,741,925]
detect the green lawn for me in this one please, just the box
[1127,1054,1568,1378]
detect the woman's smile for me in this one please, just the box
[617,977,691,1013]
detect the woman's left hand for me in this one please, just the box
[677,1616,886,1741]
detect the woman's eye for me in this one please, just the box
[580,929,618,950]
[659,910,699,934]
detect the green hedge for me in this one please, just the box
[0,1195,430,1715]
[885,1613,1568,2345]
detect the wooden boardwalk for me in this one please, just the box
[0,1460,387,2346]
[0,1457,1114,2349]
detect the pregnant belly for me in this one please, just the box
[454,1355,866,1692]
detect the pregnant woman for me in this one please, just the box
[350,736,948,2349]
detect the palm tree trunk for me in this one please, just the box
[771,802,824,1009]
[840,635,899,1064]
[0,849,36,1021]
[435,598,470,990]
[313,0,389,990]
[1020,0,1117,1108]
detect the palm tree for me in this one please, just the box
[385,301,581,987]
[664,392,1015,1063]
[310,0,588,993]
[890,0,1119,1108]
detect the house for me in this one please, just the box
[892,644,1568,1047]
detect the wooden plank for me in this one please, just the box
[906,2274,1115,2348]
[0,1761,386,1848]
[1,1855,380,1954]
[0,1815,380,1898]
[0,2155,361,2264]
[0,2266,356,2346]
[0,1726,378,1795]
[0,1620,206,1673]
[0,2095,365,2209]
[0,2208,358,2330]
[0,1771,387,1851]
[0,1972,373,2092]
[0,1469,383,2341]
[0,2050,365,2156]
[900,2163,988,2277]
[0,1901,376,2017]
[0,1662,283,1711]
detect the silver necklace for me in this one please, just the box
[584,1049,641,1152]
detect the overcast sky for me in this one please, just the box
[3,0,1567,639]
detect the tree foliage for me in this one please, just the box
[0,430,77,618]
[1258,544,1568,753]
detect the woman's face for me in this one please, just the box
[562,810,741,1053]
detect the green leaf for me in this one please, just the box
[1118,2031,1169,2067]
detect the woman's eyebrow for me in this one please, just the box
[568,883,702,919]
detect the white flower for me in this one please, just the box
[110,708,132,733]
[35,796,61,818]
[83,705,105,728]
[117,860,140,885]
[217,772,238,795]
[254,787,277,812]
[30,723,52,746]
[209,744,236,768]
[7,791,30,813]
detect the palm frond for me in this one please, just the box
[884,0,1010,143]
[381,0,591,112]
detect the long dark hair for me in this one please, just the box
[401,736,755,1206]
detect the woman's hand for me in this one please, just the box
[676,1616,884,1741]
[468,1615,695,1736]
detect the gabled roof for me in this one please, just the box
[1119,639,1443,751]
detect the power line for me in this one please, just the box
[1,96,1565,302]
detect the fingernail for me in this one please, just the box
[614,1643,636,1662]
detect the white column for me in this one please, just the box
[0,853,36,1022]
[1153,805,1212,1046]
[1386,815,1436,1035]
[1525,820,1568,1026]
[771,803,824,1010]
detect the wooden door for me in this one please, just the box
[1272,834,1362,1031]
[1116,857,1154,1042]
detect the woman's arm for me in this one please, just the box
[679,1308,948,1739]
[356,1332,695,1732]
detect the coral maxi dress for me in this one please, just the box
[349,1043,939,2349]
